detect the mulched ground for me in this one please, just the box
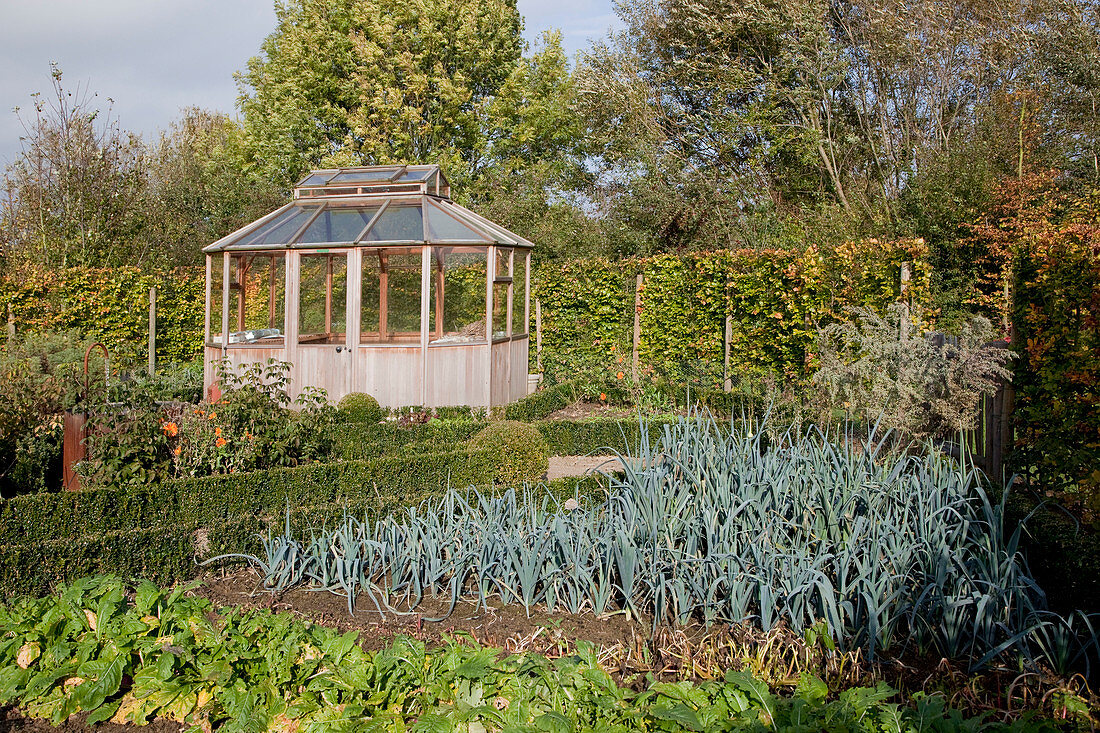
[546,401,637,421]
[195,568,642,654]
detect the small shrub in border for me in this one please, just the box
[337,392,384,424]
[469,420,550,484]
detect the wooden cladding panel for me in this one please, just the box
[426,345,487,407]
[356,346,421,407]
[509,337,529,402]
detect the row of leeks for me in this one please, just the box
[209,413,1100,675]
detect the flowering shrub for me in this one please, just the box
[80,360,336,489]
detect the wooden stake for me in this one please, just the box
[535,298,543,373]
[632,274,643,382]
[6,302,14,341]
[723,314,732,393]
[148,287,157,376]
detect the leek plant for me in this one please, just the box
[212,413,1100,674]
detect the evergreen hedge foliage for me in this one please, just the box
[0,459,607,598]
[0,266,205,366]
[503,381,578,421]
[0,448,496,547]
[534,241,931,388]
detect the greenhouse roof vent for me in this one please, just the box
[293,164,451,200]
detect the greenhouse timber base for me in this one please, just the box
[202,165,532,409]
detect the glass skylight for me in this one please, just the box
[204,166,531,253]
[299,207,380,244]
[362,206,424,242]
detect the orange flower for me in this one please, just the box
[207,412,217,420]
[215,437,227,448]
[244,431,252,440]
[616,371,625,380]
[214,427,222,437]
[161,422,179,437]
[599,392,607,401]
[172,446,181,457]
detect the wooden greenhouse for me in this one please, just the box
[202,165,532,408]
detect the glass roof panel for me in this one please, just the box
[426,204,489,241]
[439,202,519,244]
[363,205,424,241]
[329,167,403,184]
[240,206,319,245]
[299,172,334,187]
[396,168,434,182]
[299,207,380,244]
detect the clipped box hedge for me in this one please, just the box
[0,447,497,547]
[0,475,610,599]
[535,418,674,457]
[330,421,486,461]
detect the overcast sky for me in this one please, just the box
[0,0,620,166]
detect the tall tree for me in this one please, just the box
[143,109,283,267]
[1,65,146,269]
[238,0,579,192]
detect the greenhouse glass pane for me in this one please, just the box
[299,173,334,186]
[362,250,422,342]
[298,253,347,345]
[228,254,285,344]
[241,206,319,245]
[330,168,402,184]
[426,204,489,241]
[513,253,527,335]
[362,206,424,241]
[298,207,379,244]
[396,168,434,182]
[429,248,487,344]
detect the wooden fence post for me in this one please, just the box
[723,315,733,392]
[632,274,643,382]
[535,298,543,373]
[6,302,13,341]
[148,287,157,376]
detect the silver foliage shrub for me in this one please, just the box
[812,304,1014,439]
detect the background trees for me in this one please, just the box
[2,0,1098,320]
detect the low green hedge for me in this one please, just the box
[0,475,610,598]
[503,381,578,421]
[330,420,485,461]
[535,418,675,457]
[0,447,497,546]
[0,526,196,598]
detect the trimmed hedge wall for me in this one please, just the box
[330,421,485,461]
[535,419,674,457]
[0,475,610,599]
[503,382,579,421]
[534,242,931,388]
[1,265,205,365]
[0,448,497,546]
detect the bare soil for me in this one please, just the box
[546,400,636,421]
[0,708,183,732]
[193,568,641,654]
